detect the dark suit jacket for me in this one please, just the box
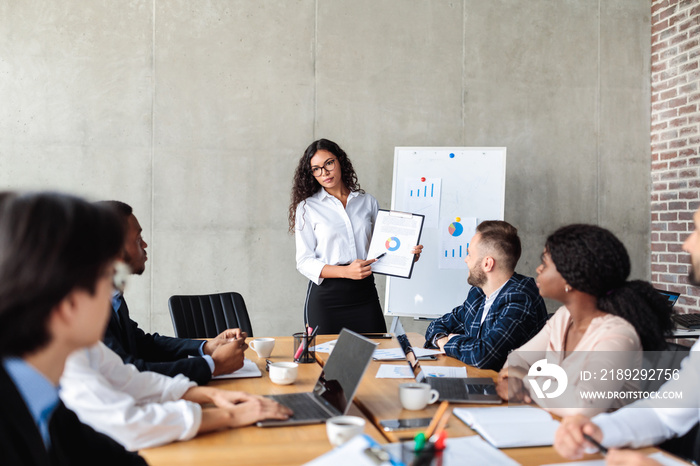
[103,296,213,385]
[0,364,146,465]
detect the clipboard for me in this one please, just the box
[366,209,424,279]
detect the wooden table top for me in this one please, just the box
[139,333,681,466]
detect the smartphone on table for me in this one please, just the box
[379,417,433,431]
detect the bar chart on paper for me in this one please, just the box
[440,216,476,269]
[404,178,441,228]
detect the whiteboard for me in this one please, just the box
[385,147,506,318]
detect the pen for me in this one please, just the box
[413,432,426,452]
[424,401,450,439]
[583,433,608,456]
[374,252,386,260]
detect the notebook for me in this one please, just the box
[257,329,378,427]
[453,406,559,448]
[397,333,501,404]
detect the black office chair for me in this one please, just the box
[168,292,253,338]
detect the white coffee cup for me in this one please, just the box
[326,416,366,446]
[399,382,440,410]
[269,362,298,385]
[249,338,275,358]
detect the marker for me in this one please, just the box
[413,432,426,452]
[583,434,608,456]
[375,253,386,260]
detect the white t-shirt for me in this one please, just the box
[295,189,378,285]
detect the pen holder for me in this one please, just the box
[293,332,316,363]
[401,441,442,466]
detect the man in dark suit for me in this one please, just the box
[0,191,145,465]
[100,201,244,385]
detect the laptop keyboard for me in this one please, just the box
[673,313,700,329]
[268,393,331,421]
[427,378,470,400]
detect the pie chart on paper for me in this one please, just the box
[448,222,463,237]
[386,237,401,251]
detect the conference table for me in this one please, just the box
[139,333,675,466]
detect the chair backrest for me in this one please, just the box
[168,292,253,338]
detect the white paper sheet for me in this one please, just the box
[366,210,424,278]
[372,347,442,361]
[541,452,689,466]
[439,216,477,270]
[376,364,414,378]
[310,340,338,353]
[212,358,262,379]
[423,366,468,378]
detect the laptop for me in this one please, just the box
[257,328,378,427]
[397,333,501,404]
[657,289,681,308]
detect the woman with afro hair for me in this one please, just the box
[496,224,674,417]
[288,139,422,334]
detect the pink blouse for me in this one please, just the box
[505,306,642,417]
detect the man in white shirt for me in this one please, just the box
[554,207,700,465]
[60,341,292,451]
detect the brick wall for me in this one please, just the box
[650,0,700,313]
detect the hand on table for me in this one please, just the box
[203,328,248,355]
[495,367,531,403]
[554,414,604,460]
[220,395,292,427]
[211,339,247,376]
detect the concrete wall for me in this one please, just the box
[0,0,651,337]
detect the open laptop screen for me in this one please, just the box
[656,288,680,308]
[396,333,425,382]
[312,329,377,414]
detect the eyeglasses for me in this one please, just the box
[310,158,336,177]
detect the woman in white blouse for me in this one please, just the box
[288,139,421,334]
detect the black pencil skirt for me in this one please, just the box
[304,274,387,335]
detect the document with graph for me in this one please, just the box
[366,209,424,279]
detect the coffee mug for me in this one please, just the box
[269,362,298,385]
[325,416,366,446]
[249,338,275,358]
[399,382,440,410]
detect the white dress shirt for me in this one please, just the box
[295,189,378,285]
[594,340,700,449]
[59,342,200,451]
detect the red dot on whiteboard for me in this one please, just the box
[420,177,426,182]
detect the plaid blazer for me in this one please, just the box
[425,272,547,371]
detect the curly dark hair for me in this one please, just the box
[288,139,364,233]
[545,224,673,351]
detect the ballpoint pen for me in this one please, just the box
[583,433,608,456]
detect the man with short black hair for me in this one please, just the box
[99,200,244,385]
[425,220,547,370]
[0,191,145,465]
